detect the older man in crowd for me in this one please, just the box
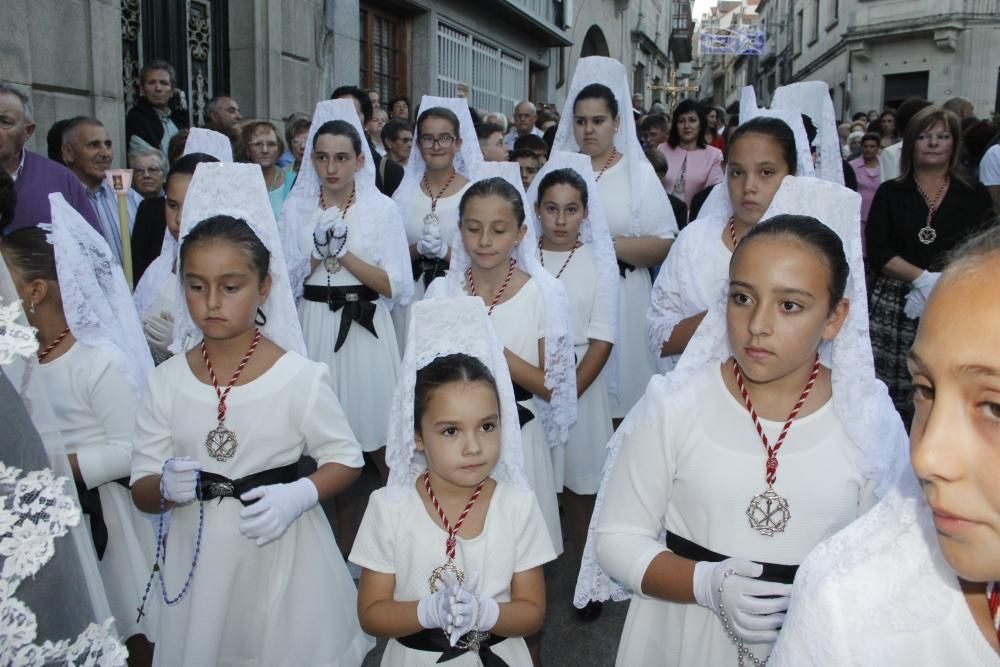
[503,100,543,150]
[204,95,242,132]
[0,81,100,234]
[126,147,166,227]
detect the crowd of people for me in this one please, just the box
[1,51,999,667]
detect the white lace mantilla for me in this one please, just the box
[0,299,37,366]
[0,463,127,666]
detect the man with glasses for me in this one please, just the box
[331,85,404,196]
[503,100,543,150]
[126,147,166,227]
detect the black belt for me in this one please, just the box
[412,256,449,289]
[666,531,799,584]
[302,284,379,352]
[76,477,130,560]
[198,462,300,506]
[617,259,636,278]
[512,382,535,428]
[396,629,509,666]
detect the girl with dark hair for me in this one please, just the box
[130,163,372,666]
[580,207,906,664]
[658,99,724,210]
[351,297,557,666]
[878,109,900,148]
[552,56,678,422]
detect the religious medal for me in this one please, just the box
[421,169,457,228]
[423,211,440,227]
[733,354,820,537]
[323,255,342,274]
[915,176,948,246]
[917,225,937,245]
[427,559,465,593]
[201,328,262,462]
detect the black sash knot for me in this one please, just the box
[302,284,379,352]
[396,629,509,666]
[76,477,130,560]
[198,462,299,506]
[665,531,799,584]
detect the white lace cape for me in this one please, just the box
[390,95,483,233]
[739,86,816,179]
[770,82,845,185]
[384,296,530,500]
[47,194,153,393]
[574,175,909,607]
[427,161,578,449]
[523,150,622,398]
[552,56,678,238]
[183,127,234,162]
[170,162,307,355]
[277,99,412,307]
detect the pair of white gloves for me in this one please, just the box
[143,311,173,364]
[416,224,448,260]
[160,457,319,546]
[311,215,350,261]
[417,571,500,646]
[903,270,941,319]
[693,558,792,644]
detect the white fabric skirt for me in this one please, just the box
[553,357,614,496]
[608,268,659,419]
[300,298,400,452]
[520,399,563,556]
[390,276,427,353]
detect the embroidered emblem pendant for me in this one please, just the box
[427,558,465,593]
[205,422,238,462]
[323,256,342,273]
[918,226,937,245]
[746,485,791,536]
[423,212,440,227]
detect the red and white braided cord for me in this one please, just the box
[201,328,262,423]
[423,471,485,559]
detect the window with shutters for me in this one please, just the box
[436,22,526,117]
[360,4,409,103]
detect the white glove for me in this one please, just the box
[417,571,462,640]
[143,312,174,361]
[239,478,319,546]
[912,270,940,300]
[330,222,349,259]
[448,572,500,642]
[417,225,447,259]
[904,270,941,319]
[160,457,201,505]
[693,558,792,644]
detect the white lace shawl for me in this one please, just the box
[46,194,153,393]
[391,95,483,231]
[133,231,176,319]
[523,150,622,398]
[739,86,816,178]
[770,82,845,185]
[552,56,677,238]
[277,99,412,306]
[170,162,307,356]
[574,175,909,607]
[384,296,530,499]
[183,127,234,162]
[427,162,578,449]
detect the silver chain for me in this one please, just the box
[718,569,768,667]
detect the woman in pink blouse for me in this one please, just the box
[657,100,724,216]
[849,132,881,258]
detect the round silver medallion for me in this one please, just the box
[423,212,440,226]
[205,422,238,462]
[746,486,791,537]
[918,225,937,245]
[324,256,341,273]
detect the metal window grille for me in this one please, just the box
[436,22,525,117]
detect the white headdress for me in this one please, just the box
[428,161,578,449]
[739,86,816,178]
[770,82,845,185]
[385,296,530,498]
[553,56,670,237]
[524,150,621,397]
[171,162,307,356]
[183,127,234,162]
[575,175,908,607]
[391,96,483,229]
[46,193,153,392]
[278,99,412,305]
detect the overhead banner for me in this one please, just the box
[699,26,766,55]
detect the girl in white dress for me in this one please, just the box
[771,226,1000,665]
[576,202,907,665]
[129,163,373,667]
[552,56,677,420]
[523,154,618,574]
[1,196,159,662]
[427,164,577,558]
[390,97,481,349]
[351,296,557,666]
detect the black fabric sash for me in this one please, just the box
[666,531,799,585]
[302,284,379,352]
[75,477,130,560]
[617,259,636,278]
[396,629,509,666]
[198,462,299,506]
[511,382,535,428]
[412,256,450,289]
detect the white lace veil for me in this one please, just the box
[384,296,529,499]
[552,56,665,236]
[47,194,153,392]
[171,162,307,355]
[391,96,483,230]
[278,99,412,306]
[524,150,621,397]
[770,82,845,185]
[182,127,234,162]
[428,161,578,449]
[575,175,909,606]
[739,86,816,178]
